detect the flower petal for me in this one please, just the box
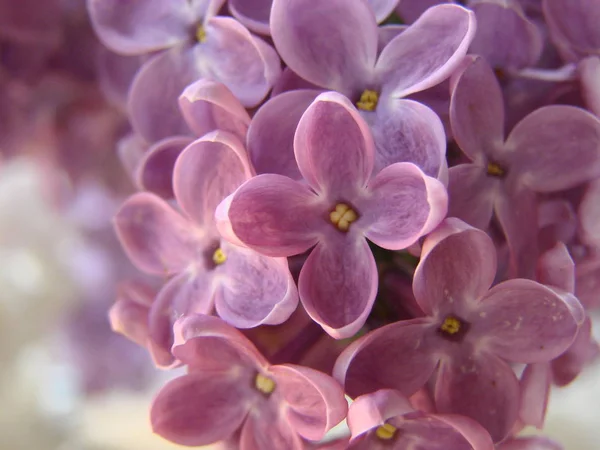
[469,1,543,70]
[497,436,563,450]
[172,314,269,369]
[367,98,447,178]
[536,242,575,294]
[518,363,551,429]
[240,403,305,450]
[87,0,193,54]
[370,0,401,22]
[138,136,193,199]
[195,16,281,107]
[474,279,584,363]
[113,192,197,275]
[173,132,253,229]
[151,373,249,446]
[434,350,520,443]
[413,219,497,316]
[396,0,454,24]
[578,179,600,249]
[270,0,377,94]
[506,105,600,192]
[361,162,447,250]
[449,56,505,163]
[579,56,600,117]
[225,174,324,257]
[109,281,155,347]
[128,47,197,143]
[270,364,348,440]
[295,92,374,198]
[376,4,476,98]
[179,78,251,141]
[333,319,438,398]
[298,236,378,339]
[229,0,272,35]
[215,242,298,328]
[148,272,216,368]
[248,89,320,179]
[448,164,497,230]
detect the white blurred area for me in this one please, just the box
[0,157,598,450]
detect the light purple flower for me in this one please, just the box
[334,218,584,442]
[87,0,280,142]
[114,131,298,367]
[151,314,348,449]
[447,55,600,277]
[217,92,447,339]
[347,389,494,450]
[269,0,476,178]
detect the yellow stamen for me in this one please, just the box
[329,203,358,232]
[196,25,207,43]
[487,162,505,177]
[356,89,379,111]
[440,316,461,335]
[212,248,227,265]
[255,373,276,395]
[375,423,397,440]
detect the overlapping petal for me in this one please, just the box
[173,132,253,229]
[215,242,298,328]
[579,56,600,117]
[334,319,438,398]
[270,364,348,440]
[247,89,320,179]
[367,98,447,177]
[229,0,272,35]
[87,0,193,54]
[113,192,198,275]
[434,350,520,442]
[295,92,374,198]
[377,4,476,98]
[109,281,155,347]
[474,279,584,363]
[195,16,281,107]
[360,162,447,250]
[518,363,551,429]
[448,164,497,230]
[179,79,251,141]
[224,174,325,257]
[506,105,600,192]
[271,0,377,95]
[151,373,249,446]
[298,236,378,339]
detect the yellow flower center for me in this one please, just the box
[487,162,505,177]
[356,89,379,111]
[375,423,397,440]
[196,25,207,43]
[329,203,358,232]
[212,247,227,265]
[255,373,276,395]
[440,316,461,335]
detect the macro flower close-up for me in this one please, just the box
[1,0,599,449]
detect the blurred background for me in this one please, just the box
[0,1,598,449]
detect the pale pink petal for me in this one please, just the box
[518,363,551,429]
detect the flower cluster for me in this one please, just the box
[81,0,600,448]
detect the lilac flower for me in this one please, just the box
[150,314,348,449]
[114,131,298,367]
[269,0,476,178]
[87,0,280,142]
[334,218,584,441]
[217,92,447,338]
[447,55,600,277]
[346,389,494,449]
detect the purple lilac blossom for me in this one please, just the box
[447,55,600,278]
[346,389,495,449]
[114,131,298,367]
[87,0,280,142]
[268,0,476,178]
[217,92,447,339]
[334,218,585,441]
[150,314,347,449]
